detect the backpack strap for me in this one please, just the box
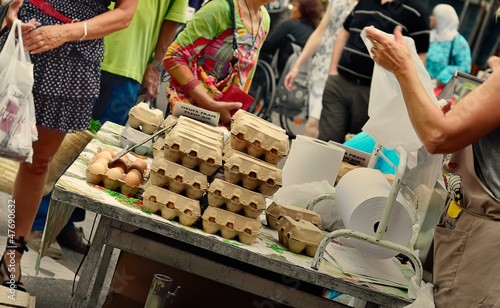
[448,36,456,65]
[228,0,238,67]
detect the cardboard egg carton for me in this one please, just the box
[230,109,289,164]
[201,206,261,245]
[207,178,266,219]
[85,155,143,197]
[152,136,165,158]
[164,129,222,176]
[223,149,282,196]
[168,115,225,143]
[276,216,323,257]
[128,102,164,134]
[142,185,201,227]
[265,201,322,230]
[150,157,208,199]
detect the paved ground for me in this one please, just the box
[0,191,119,308]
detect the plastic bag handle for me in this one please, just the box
[3,20,27,63]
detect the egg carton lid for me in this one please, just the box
[266,201,322,230]
[120,126,153,156]
[207,178,266,209]
[230,120,289,157]
[128,102,164,133]
[276,216,323,245]
[164,115,224,139]
[169,125,223,151]
[231,109,286,134]
[164,132,223,165]
[223,149,282,184]
[201,206,262,234]
[151,156,208,189]
[142,185,201,215]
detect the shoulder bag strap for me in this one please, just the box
[29,0,77,24]
[448,36,456,65]
[228,0,238,67]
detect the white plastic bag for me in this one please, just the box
[360,27,438,153]
[0,20,37,163]
[404,276,435,308]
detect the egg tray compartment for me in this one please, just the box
[150,157,208,200]
[152,136,165,158]
[276,216,323,257]
[201,206,261,245]
[266,201,322,230]
[223,150,282,196]
[85,158,143,197]
[128,102,164,134]
[164,131,222,176]
[142,185,201,227]
[207,178,266,219]
[230,110,289,164]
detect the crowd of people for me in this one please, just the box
[0,0,498,306]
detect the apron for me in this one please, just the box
[433,145,500,307]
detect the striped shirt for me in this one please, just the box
[338,0,430,82]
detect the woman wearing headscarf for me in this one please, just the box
[426,4,471,89]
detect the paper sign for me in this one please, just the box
[172,102,219,126]
[328,141,371,167]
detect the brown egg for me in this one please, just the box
[131,159,148,171]
[94,158,109,167]
[106,167,124,180]
[123,169,142,187]
[101,148,116,157]
[89,162,106,174]
[95,151,112,161]
[120,154,130,164]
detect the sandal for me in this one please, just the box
[1,236,29,292]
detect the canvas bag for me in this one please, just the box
[0,19,37,163]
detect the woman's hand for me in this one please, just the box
[487,56,500,72]
[211,100,242,123]
[365,26,414,79]
[6,0,40,33]
[22,24,68,54]
[284,69,298,91]
[142,64,161,101]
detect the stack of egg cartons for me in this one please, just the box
[122,102,164,155]
[202,110,289,244]
[142,116,224,227]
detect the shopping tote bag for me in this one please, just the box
[0,19,37,162]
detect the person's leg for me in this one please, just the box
[92,71,141,126]
[318,75,351,143]
[1,126,66,286]
[305,80,326,138]
[56,208,89,254]
[348,83,370,135]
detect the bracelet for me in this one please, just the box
[151,59,165,72]
[291,68,299,73]
[79,21,87,41]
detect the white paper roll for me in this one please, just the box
[335,168,413,259]
[282,135,345,187]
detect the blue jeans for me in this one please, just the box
[32,193,86,233]
[92,71,141,126]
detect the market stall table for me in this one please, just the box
[41,122,414,308]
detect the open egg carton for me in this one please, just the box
[128,102,164,134]
[230,109,289,164]
[142,185,201,227]
[149,156,208,199]
[207,178,266,219]
[276,216,323,257]
[222,145,282,196]
[86,149,148,197]
[201,206,261,245]
[265,201,322,230]
[163,118,224,176]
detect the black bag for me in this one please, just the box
[273,43,310,118]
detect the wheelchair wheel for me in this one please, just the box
[279,107,307,139]
[247,60,276,120]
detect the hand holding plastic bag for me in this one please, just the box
[0,19,37,162]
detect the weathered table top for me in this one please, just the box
[48,121,413,307]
